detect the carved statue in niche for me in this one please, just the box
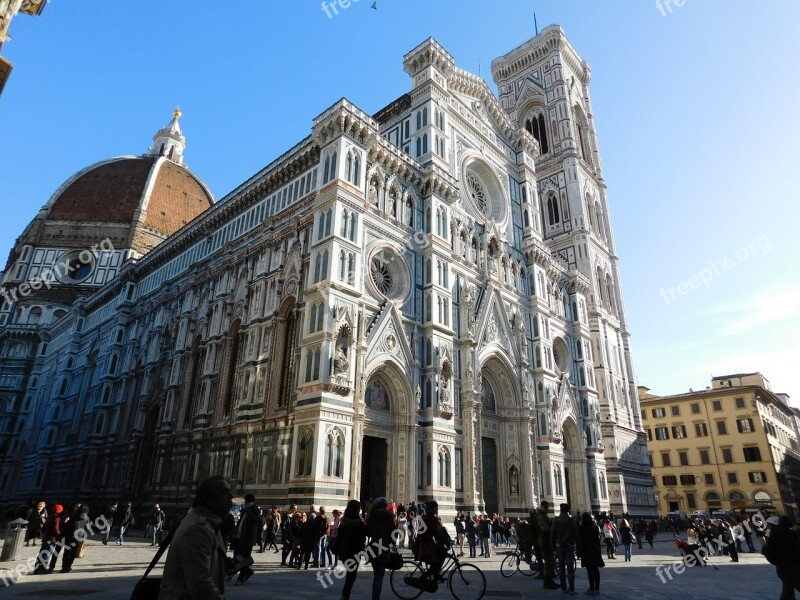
[415,384,422,410]
[509,465,520,496]
[333,344,350,376]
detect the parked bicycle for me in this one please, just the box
[390,544,486,600]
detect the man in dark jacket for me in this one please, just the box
[762,515,800,600]
[535,501,559,590]
[160,476,233,600]
[368,497,399,600]
[150,503,166,546]
[551,503,581,594]
[61,505,90,573]
[102,502,117,545]
[116,502,133,545]
[233,493,259,585]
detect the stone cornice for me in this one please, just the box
[403,37,455,78]
[490,25,590,87]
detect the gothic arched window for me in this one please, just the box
[525,112,549,154]
[297,431,314,477]
[547,194,560,226]
[324,430,345,478]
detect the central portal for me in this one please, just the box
[360,436,388,504]
[481,437,498,515]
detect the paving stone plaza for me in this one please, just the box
[0,532,781,599]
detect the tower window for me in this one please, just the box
[525,113,549,154]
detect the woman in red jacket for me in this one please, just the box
[34,503,64,574]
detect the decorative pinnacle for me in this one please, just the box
[173,106,182,120]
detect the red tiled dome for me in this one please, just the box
[47,156,213,231]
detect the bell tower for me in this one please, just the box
[492,26,655,517]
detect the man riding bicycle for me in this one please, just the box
[418,501,452,582]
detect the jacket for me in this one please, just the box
[534,509,553,548]
[159,507,228,600]
[336,517,367,561]
[551,513,581,552]
[233,504,260,551]
[578,523,604,569]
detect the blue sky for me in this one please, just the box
[1,1,798,401]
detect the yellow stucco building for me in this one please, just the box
[639,373,800,519]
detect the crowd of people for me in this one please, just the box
[7,485,800,600]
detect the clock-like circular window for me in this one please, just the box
[367,246,411,302]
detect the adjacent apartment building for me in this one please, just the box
[639,373,800,519]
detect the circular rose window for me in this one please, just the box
[461,160,508,225]
[368,246,411,302]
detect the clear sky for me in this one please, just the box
[1,1,798,402]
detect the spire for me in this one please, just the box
[148,106,186,165]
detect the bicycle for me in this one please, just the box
[390,544,486,600]
[500,542,537,577]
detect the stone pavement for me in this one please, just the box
[0,535,782,599]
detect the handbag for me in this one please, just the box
[130,516,184,600]
[388,546,404,571]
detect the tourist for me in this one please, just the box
[619,519,633,562]
[150,503,166,546]
[336,500,367,600]
[116,502,133,546]
[328,509,342,569]
[534,501,559,590]
[762,516,800,600]
[315,506,331,568]
[453,511,466,556]
[367,497,396,599]
[102,502,117,546]
[25,501,47,546]
[159,475,233,600]
[478,514,491,557]
[602,519,617,559]
[466,514,478,558]
[578,513,604,596]
[396,511,409,549]
[551,503,581,594]
[34,503,64,574]
[232,493,259,585]
[60,505,89,573]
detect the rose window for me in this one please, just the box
[367,246,411,302]
[370,258,393,295]
[466,173,488,216]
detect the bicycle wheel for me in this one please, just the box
[500,553,518,578]
[519,554,537,577]
[449,562,486,600]
[390,559,425,600]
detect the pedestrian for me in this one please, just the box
[551,503,581,594]
[645,521,655,549]
[466,514,478,558]
[535,501,559,590]
[336,499,367,600]
[396,511,409,549]
[367,497,396,600]
[25,501,47,546]
[117,502,133,545]
[159,476,233,600]
[300,510,319,569]
[232,493,259,585]
[602,519,617,559]
[762,515,800,600]
[265,506,280,553]
[578,512,604,596]
[478,514,491,557]
[315,506,331,568]
[102,502,117,545]
[634,519,644,550]
[61,505,90,573]
[34,503,64,574]
[453,512,466,556]
[328,508,342,570]
[619,518,633,562]
[150,503,166,546]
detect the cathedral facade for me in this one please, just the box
[0,27,654,517]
